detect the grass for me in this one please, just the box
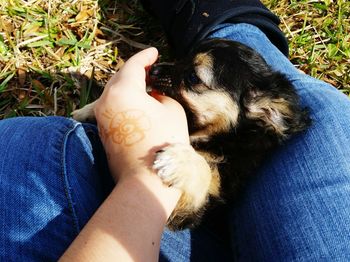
[0,0,349,119]
[266,0,350,90]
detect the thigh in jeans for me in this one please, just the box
[0,116,112,261]
[210,23,350,261]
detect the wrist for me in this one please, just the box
[105,145,162,183]
[115,171,182,219]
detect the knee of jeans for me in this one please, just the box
[68,123,95,162]
[63,119,112,231]
[0,116,98,260]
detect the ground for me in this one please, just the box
[0,0,349,118]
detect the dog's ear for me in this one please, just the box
[244,91,293,137]
[243,73,310,140]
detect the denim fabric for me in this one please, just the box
[211,23,350,261]
[0,117,112,261]
[1,23,350,261]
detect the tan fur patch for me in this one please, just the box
[183,90,239,139]
[166,148,223,230]
[194,52,213,67]
[197,151,223,198]
[194,53,215,87]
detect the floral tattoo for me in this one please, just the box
[100,108,151,146]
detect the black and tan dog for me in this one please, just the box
[73,38,310,230]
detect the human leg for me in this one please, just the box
[141,0,288,57]
[0,117,112,261]
[0,116,218,261]
[209,23,350,260]
[141,0,350,259]
[160,226,233,261]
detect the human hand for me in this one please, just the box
[94,47,189,182]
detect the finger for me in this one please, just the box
[120,47,158,80]
[105,47,158,91]
[126,47,159,68]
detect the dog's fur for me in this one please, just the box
[72,38,310,231]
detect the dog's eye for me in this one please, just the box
[185,71,201,86]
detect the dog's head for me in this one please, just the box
[149,38,310,144]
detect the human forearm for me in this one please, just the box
[60,172,181,262]
[61,48,186,261]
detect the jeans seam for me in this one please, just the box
[61,120,82,234]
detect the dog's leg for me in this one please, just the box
[153,143,217,230]
[71,101,97,122]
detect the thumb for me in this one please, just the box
[127,47,159,68]
[119,47,159,81]
[105,47,159,91]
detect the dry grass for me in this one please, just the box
[0,0,349,118]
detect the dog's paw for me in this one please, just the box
[153,144,212,210]
[153,144,195,187]
[71,101,96,122]
[153,152,178,186]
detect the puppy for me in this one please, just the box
[73,38,310,230]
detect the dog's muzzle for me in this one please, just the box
[148,63,177,95]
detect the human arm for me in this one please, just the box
[60,47,188,261]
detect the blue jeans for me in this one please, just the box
[1,24,350,261]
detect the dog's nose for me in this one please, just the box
[148,65,162,87]
[149,65,160,76]
[149,63,174,79]
[149,64,166,79]
[149,65,161,78]
[147,65,161,87]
